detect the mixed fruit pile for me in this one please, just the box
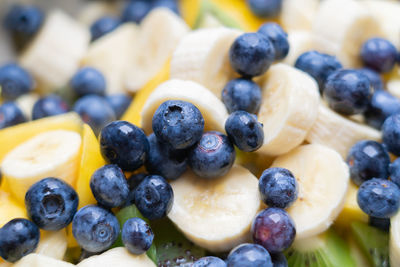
[0,0,400,266]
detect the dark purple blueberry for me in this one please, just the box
[70,67,106,97]
[121,0,152,23]
[382,113,400,156]
[247,0,282,18]
[32,94,69,120]
[369,216,390,232]
[0,101,26,129]
[226,243,273,267]
[122,217,154,255]
[390,158,400,189]
[257,22,289,60]
[127,173,148,191]
[357,68,383,91]
[3,4,43,36]
[105,93,132,119]
[90,16,121,41]
[271,253,288,267]
[360,38,397,73]
[222,78,262,114]
[193,256,227,267]
[0,63,34,99]
[364,89,400,129]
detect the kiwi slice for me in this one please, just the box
[193,0,242,30]
[350,221,389,267]
[285,228,356,267]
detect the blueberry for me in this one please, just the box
[145,133,187,180]
[152,0,180,15]
[229,33,275,78]
[134,175,173,220]
[360,38,397,73]
[70,67,106,97]
[390,158,400,189]
[258,23,289,60]
[90,164,129,208]
[357,68,384,91]
[193,256,227,267]
[121,0,152,23]
[221,78,262,114]
[382,113,400,156]
[32,94,69,120]
[0,219,39,262]
[369,216,390,232]
[0,63,34,99]
[364,89,400,129]
[105,94,132,119]
[258,167,298,209]
[74,95,116,135]
[3,4,43,36]
[72,205,120,253]
[188,131,236,178]
[90,16,121,41]
[225,111,264,152]
[122,217,154,255]
[294,51,342,92]
[25,177,78,231]
[323,69,372,115]
[247,0,282,18]
[152,100,204,150]
[346,140,390,186]
[99,120,149,171]
[0,102,26,129]
[226,243,273,267]
[123,173,148,207]
[271,253,288,267]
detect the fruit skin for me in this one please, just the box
[383,113,400,156]
[389,158,400,189]
[0,218,40,263]
[25,177,78,231]
[90,164,130,208]
[32,95,69,120]
[105,94,132,119]
[189,131,236,178]
[225,111,264,152]
[246,0,282,18]
[229,33,275,78]
[70,67,106,97]
[4,4,43,36]
[193,256,226,267]
[360,38,397,73]
[99,120,149,171]
[364,89,400,129]
[357,68,384,91]
[134,175,173,220]
[257,22,289,60]
[121,0,152,23]
[271,253,287,267]
[226,243,273,267]
[90,16,121,41]
[122,217,154,255]
[0,102,26,129]
[0,63,34,100]
[258,167,297,209]
[152,100,204,150]
[72,205,120,253]
[357,178,400,218]
[221,78,261,114]
[346,140,390,186]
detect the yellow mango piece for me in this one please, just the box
[180,0,202,28]
[0,190,27,228]
[66,224,79,248]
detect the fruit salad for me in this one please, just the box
[0,0,399,266]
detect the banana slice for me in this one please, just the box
[170,27,242,97]
[391,210,400,266]
[312,0,382,67]
[306,103,381,158]
[271,144,350,240]
[20,10,90,93]
[36,230,68,260]
[280,0,319,31]
[78,1,121,26]
[140,79,228,134]
[13,254,74,267]
[282,31,316,66]
[387,79,400,99]
[168,165,261,252]
[1,130,82,203]
[257,63,319,156]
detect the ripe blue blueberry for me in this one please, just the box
[294,51,342,92]
[229,33,275,78]
[74,95,116,135]
[134,175,173,220]
[25,177,78,231]
[189,131,236,178]
[99,120,149,171]
[72,205,119,253]
[90,164,130,208]
[122,217,154,255]
[123,173,148,207]
[258,167,298,209]
[0,102,26,129]
[251,208,296,253]
[152,100,204,150]
[225,111,264,152]
[0,219,39,263]
[152,0,180,15]
[70,67,106,97]
[357,68,383,91]
[360,38,397,73]
[145,133,187,180]
[357,178,400,218]
[105,94,132,119]
[247,0,282,18]
[323,69,372,115]
[226,243,273,267]
[369,216,390,232]
[390,158,400,189]
[258,23,289,60]
[382,113,400,156]
[271,253,288,267]
[221,78,262,114]
[0,63,33,99]
[193,256,227,267]
[122,0,152,23]
[90,16,121,41]
[32,94,69,120]
[346,140,390,186]
[4,4,43,36]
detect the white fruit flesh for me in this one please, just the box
[13,254,74,267]
[280,0,319,31]
[36,230,68,260]
[391,210,400,266]
[283,31,315,66]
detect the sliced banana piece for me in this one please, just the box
[170,27,242,97]
[36,230,68,260]
[306,103,381,158]
[20,10,90,93]
[271,144,350,240]
[1,130,82,203]
[391,210,400,267]
[168,165,261,252]
[387,79,400,99]
[257,63,319,156]
[78,1,121,26]
[280,0,319,31]
[312,0,382,67]
[140,79,228,134]
[282,31,316,66]
[13,254,74,267]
